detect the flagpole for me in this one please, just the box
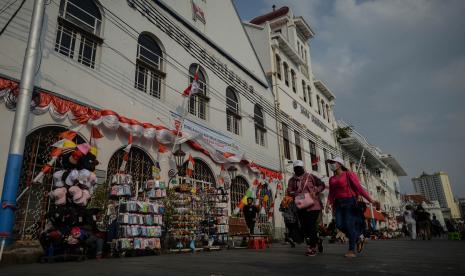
[171,65,200,153]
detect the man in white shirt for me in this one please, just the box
[404,205,417,240]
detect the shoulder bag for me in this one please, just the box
[294,174,315,210]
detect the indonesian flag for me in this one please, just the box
[185,154,195,183]
[182,73,201,97]
[311,156,320,166]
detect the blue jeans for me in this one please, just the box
[335,197,362,251]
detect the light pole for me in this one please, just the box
[167,146,186,188]
[0,0,46,254]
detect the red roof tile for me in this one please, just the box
[250,6,289,25]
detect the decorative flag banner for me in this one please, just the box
[185,154,195,183]
[0,77,283,179]
[311,156,320,166]
[119,135,133,172]
[31,126,81,184]
[182,72,200,97]
[233,179,260,215]
[171,112,245,164]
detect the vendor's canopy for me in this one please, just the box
[364,208,386,222]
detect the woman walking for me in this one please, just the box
[325,157,376,258]
[287,160,325,256]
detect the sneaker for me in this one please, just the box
[317,239,323,253]
[289,238,296,248]
[357,237,366,253]
[344,251,356,258]
[305,247,317,257]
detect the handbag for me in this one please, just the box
[346,172,367,213]
[294,175,315,210]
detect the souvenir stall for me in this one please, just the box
[167,156,229,251]
[33,127,104,262]
[105,144,166,256]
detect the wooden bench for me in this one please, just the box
[228,217,250,248]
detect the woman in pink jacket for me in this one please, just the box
[287,160,325,256]
[325,157,376,258]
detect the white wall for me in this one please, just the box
[0,0,281,200]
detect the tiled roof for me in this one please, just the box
[250,6,289,25]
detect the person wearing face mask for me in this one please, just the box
[286,160,325,256]
[325,157,376,258]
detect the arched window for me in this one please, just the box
[283,62,289,87]
[230,176,249,217]
[15,126,86,240]
[291,69,297,93]
[326,104,331,123]
[182,158,216,189]
[106,146,155,196]
[321,101,326,119]
[254,104,266,146]
[226,87,240,135]
[316,95,321,115]
[275,54,282,80]
[307,85,312,107]
[302,80,307,102]
[135,33,164,99]
[188,64,208,120]
[55,0,103,68]
[256,184,273,235]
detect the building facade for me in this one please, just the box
[337,120,407,230]
[0,0,283,240]
[243,6,340,230]
[412,172,461,219]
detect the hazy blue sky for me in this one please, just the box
[234,0,465,197]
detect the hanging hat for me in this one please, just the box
[50,187,67,205]
[77,169,91,185]
[88,172,97,186]
[74,189,91,206]
[70,226,81,238]
[90,146,98,157]
[53,170,65,188]
[65,170,79,186]
[68,185,83,201]
[77,143,91,155]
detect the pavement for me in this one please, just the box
[1,239,464,275]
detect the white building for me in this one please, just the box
[0,0,282,240]
[337,120,407,229]
[243,6,340,230]
[412,172,461,219]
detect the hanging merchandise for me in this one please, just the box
[108,170,167,254]
[34,126,103,262]
[169,179,229,250]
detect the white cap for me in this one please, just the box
[326,156,348,170]
[293,160,304,168]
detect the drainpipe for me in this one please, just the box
[270,47,286,239]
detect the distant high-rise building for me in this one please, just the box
[412,172,461,219]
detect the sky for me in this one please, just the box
[234,0,465,197]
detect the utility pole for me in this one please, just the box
[0,0,46,255]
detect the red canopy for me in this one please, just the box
[364,208,386,221]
